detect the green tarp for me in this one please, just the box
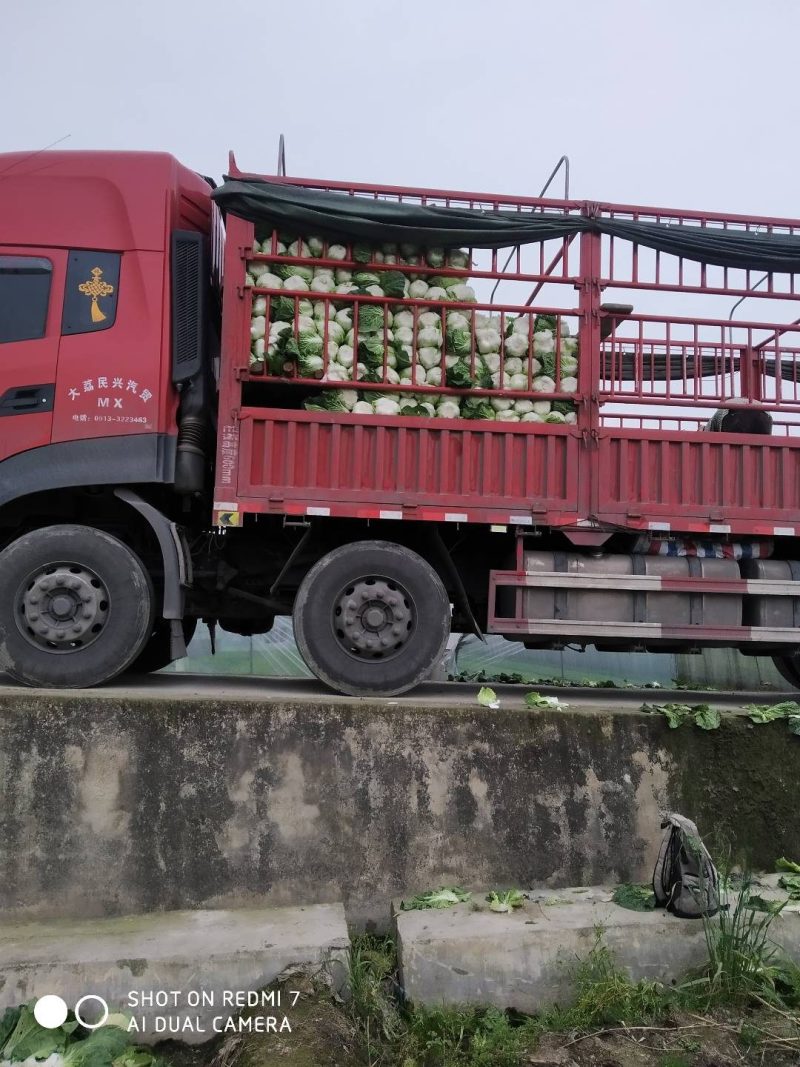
[213,178,800,273]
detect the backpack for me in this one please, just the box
[652,813,719,919]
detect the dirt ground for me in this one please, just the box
[158,977,362,1067]
[158,988,800,1067]
[526,1009,800,1067]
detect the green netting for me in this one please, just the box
[213,179,800,272]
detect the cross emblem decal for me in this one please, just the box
[78,267,114,323]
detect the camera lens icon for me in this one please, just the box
[74,995,110,1030]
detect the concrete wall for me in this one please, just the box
[1,690,798,928]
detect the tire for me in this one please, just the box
[772,654,800,689]
[293,540,451,697]
[126,616,199,675]
[0,524,155,688]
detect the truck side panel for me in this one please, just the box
[597,429,800,535]
[232,407,579,525]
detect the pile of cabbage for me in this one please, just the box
[247,236,578,423]
[0,1000,159,1067]
[302,388,578,422]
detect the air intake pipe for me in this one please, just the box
[174,376,209,495]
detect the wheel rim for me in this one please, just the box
[332,574,416,661]
[15,562,110,654]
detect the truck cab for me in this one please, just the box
[0,150,212,487]
[0,152,214,685]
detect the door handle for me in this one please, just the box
[0,384,55,416]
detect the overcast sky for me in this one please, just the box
[2,0,799,220]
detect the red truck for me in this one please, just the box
[1,148,799,695]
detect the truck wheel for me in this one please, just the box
[0,525,154,688]
[772,654,800,690]
[126,617,198,675]
[293,540,450,696]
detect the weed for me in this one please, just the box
[659,1055,692,1067]
[521,927,671,1044]
[346,935,404,1062]
[568,928,668,1025]
[688,873,798,1009]
[739,1020,762,1049]
[402,1006,523,1067]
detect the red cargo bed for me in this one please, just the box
[214,164,800,539]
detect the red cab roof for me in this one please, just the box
[0,150,211,252]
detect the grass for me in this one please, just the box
[342,885,800,1066]
[400,1007,523,1067]
[346,935,404,1062]
[690,873,800,1010]
[520,926,671,1041]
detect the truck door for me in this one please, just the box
[0,249,66,461]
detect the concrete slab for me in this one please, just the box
[396,880,800,1013]
[0,904,349,1043]
[0,671,783,710]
